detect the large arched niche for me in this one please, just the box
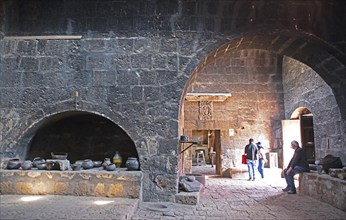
[26,111,138,166]
[5,102,140,168]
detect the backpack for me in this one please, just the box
[321,154,343,174]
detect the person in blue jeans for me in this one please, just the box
[282,140,310,194]
[256,142,267,179]
[244,138,258,181]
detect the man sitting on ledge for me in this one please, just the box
[282,140,310,194]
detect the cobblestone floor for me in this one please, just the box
[131,176,346,220]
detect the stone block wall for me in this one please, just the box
[0,36,209,202]
[1,0,346,202]
[300,172,346,211]
[282,57,346,164]
[0,169,143,199]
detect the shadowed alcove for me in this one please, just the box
[27,111,138,167]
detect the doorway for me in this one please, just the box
[191,129,221,175]
[282,108,315,168]
[300,114,315,164]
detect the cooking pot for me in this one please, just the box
[180,135,188,142]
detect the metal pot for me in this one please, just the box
[82,159,94,169]
[102,158,112,169]
[21,160,33,170]
[125,157,139,171]
[93,161,102,168]
[180,135,188,142]
[33,157,46,168]
[36,162,47,170]
[51,152,68,160]
[6,158,21,170]
[105,163,116,171]
[72,163,82,171]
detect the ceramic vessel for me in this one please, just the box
[113,151,122,168]
[125,157,139,171]
[21,160,33,170]
[6,158,21,170]
[180,135,188,142]
[82,159,94,169]
[93,161,102,168]
[36,162,47,170]
[51,152,68,160]
[105,163,116,171]
[72,163,82,171]
[102,158,112,169]
[33,157,46,168]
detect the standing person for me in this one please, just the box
[256,142,267,179]
[244,138,258,181]
[282,140,310,194]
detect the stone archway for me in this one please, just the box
[178,29,346,175]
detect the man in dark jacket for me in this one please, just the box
[244,138,258,181]
[282,140,310,194]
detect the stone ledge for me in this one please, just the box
[300,171,346,211]
[174,191,200,205]
[0,169,143,200]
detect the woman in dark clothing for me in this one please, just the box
[282,140,310,194]
[256,142,267,179]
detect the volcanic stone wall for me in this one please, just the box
[1,0,346,202]
[282,57,346,163]
[0,35,206,201]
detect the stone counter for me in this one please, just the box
[0,169,143,200]
[300,171,346,211]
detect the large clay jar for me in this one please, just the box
[102,158,112,169]
[82,159,94,169]
[21,160,33,170]
[125,157,139,171]
[6,158,21,170]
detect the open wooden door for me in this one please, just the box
[300,115,315,164]
[214,130,222,175]
[282,119,301,168]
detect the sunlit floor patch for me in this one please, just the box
[93,200,115,205]
[20,196,43,202]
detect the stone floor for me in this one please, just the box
[1,166,345,220]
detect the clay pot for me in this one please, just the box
[102,158,112,169]
[72,163,82,171]
[33,157,46,168]
[93,161,102,168]
[6,158,22,170]
[21,160,33,170]
[36,162,47,170]
[105,163,116,171]
[125,157,139,171]
[51,152,68,160]
[82,159,94,169]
